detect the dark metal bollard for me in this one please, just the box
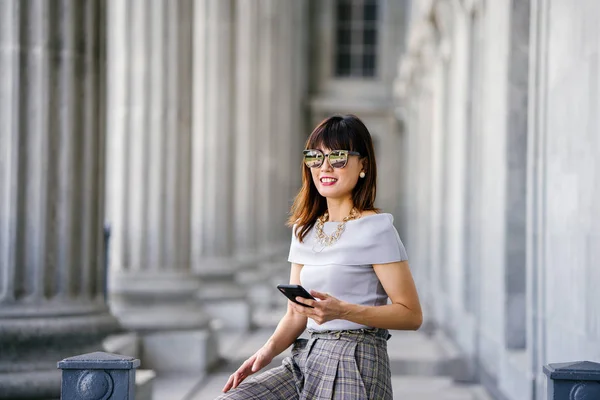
[57,352,140,400]
[543,361,600,399]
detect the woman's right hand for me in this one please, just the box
[222,344,276,393]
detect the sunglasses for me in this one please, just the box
[303,149,361,169]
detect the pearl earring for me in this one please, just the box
[359,171,366,178]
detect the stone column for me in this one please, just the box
[255,0,304,262]
[191,0,252,330]
[239,1,309,314]
[270,0,292,247]
[274,0,307,244]
[233,0,260,267]
[528,0,549,394]
[233,1,309,316]
[254,0,277,262]
[289,0,310,203]
[105,0,216,373]
[0,1,120,398]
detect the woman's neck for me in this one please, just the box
[326,198,355,222]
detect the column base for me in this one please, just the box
[197,280,252,331]
[110,271,213,332]
[195,258,252,331]
[111,305,213,333]
[141,328,220,373]
[110,271,219,374]
[0,370,62,400]
[0,307,121,399]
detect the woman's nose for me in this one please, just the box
[320,157,333,171]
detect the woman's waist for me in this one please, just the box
[307,327,391,343]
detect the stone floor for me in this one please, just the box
[152,304,495,400]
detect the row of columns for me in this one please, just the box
[398,0,492,381]
[395,0,534,393]
[0,0,308,397]
[106,0,308,330]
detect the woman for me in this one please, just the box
[217,114,422,400]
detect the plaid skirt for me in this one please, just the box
[215,328,393,400]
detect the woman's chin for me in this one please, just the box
[317,187,350,200]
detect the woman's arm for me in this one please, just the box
[343,260,422,330]
[223,263,307,392]
[293,260,422,330]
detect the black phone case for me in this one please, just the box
[277,284,315,308]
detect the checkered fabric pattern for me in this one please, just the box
[215,328,393,400]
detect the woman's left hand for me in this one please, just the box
[292,291,347,325]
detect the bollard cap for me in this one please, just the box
[543,361,600,381]
[58,351,140,370]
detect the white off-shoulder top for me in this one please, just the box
[287,213,408,331]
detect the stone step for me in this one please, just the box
[387,330,465,378]
[102,332,157,400]
[135,369,156,400]
[470,385,497,400]
[151,372,205,400]
[390,376,477,399]
[189,372,234,400]
[251,304,287,330]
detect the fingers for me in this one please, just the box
[292,302,329,324]
[223,357,256,392]
[222,374,235,392]
[294,303,323,323]
[228,371,246,391]
[310,290,329,300]
[292,302,312,317]
[295,297,316,307]
[291,301,334,326]
[290,301,305,312]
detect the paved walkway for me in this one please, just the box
[168,306,495,400]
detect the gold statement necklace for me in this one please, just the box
[314,207,360,250]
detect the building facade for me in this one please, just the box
[396,0,600,399]
[308,0,410,220]
[7,0,600,399]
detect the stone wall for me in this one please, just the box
[529,0,600,397]
[396,0,600,399]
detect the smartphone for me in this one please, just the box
[277,284,316,308]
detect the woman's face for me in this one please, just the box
[310,146,364,200]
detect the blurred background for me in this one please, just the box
[1,0,599,399]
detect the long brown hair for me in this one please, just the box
[288,114,378,242]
